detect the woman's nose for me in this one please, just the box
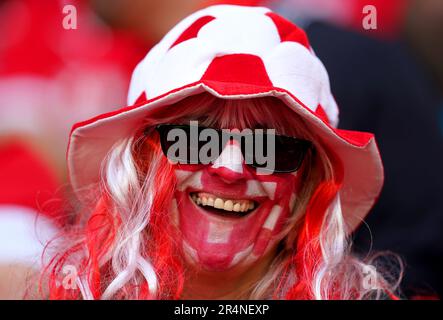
[207,140,246,183]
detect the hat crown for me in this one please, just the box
[127,5,339,127]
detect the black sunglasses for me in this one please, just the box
[153,124,313,173]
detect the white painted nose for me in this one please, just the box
[211,140,244,174]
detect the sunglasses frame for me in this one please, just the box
[151,123,314,173]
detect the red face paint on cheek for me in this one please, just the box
[248,171,302,256]
[173,164,303,272]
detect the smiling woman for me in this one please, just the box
[38,5,402,300]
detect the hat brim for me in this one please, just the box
[68,80,383,233]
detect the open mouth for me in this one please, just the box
[190,192,258,218]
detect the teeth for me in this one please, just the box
[214,198,224,209]
[191,193,256,213]
[224,200,233,211]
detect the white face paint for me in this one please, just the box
[171,198,179,227]
[211,142,244,174]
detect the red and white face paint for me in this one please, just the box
[172,139,303,271]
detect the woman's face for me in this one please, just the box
[171,135,305,272]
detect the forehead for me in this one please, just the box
[170,96,304,136]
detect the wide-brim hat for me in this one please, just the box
[67,5,383,233]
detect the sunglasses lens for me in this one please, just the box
[273,135,310,172]
[156,125,186,162]
[245,133,310,173]
[156,124,221,164]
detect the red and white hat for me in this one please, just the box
[68,5,383,232]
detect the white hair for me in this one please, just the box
[70,137,163,299]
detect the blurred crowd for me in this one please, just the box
[0,0,442,299]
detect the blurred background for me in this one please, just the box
[0,0,441,299]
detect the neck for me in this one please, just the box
[181,248,277,300]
